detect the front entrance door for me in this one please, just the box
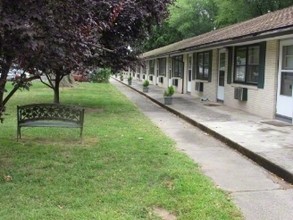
[217,50,226,101]
[187,55,192,92]
[277,40,293,120]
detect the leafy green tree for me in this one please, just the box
[142,22,183,51]
[0,0,173,121]
[90,68,112,83]
[215,0,293,27]
[168,0,218,38]
[143,0,293,50]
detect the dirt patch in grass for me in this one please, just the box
[0,158,12,168]
[153,207,177,220]
[163,180,175,190]
[19,136,99,147]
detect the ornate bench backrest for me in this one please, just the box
[17,104,84,124]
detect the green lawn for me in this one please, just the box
[0,81,242,219]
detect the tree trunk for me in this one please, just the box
[0,56,13,120]
[53,74,61,104]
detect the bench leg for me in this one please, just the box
[80,127,83,139]
[17,126,21,141]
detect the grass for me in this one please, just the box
[0,81,242,219]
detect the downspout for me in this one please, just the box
[182,63,184,94]
[168,55,171,86]
[182,55,185,94]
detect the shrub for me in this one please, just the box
[143,80,149,87]
[164,86,175,96]
[119,74,123,81]
[91,68,112,83]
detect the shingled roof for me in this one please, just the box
[142,6,293,59]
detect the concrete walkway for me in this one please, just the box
[112,78,293,220]
[115,78,293,184]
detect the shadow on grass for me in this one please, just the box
[16,136,99,147]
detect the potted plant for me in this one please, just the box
[119,74,123,81]
[143,80,149,92]
[164,86,175,105]
[128,76,132,85]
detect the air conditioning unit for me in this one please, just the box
[234,87,248,101]
[195,82,204,92]
[172,78,178,87]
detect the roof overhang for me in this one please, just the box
[142,26,293,60]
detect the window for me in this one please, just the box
[188,55,192,81]
[149,60,155,75]
[192,52,197,80]
[197,51,211,80]
[234,45,260,84]
[280,72,293,96]
[188,56,192,69]
[282,45,293,70]
[219,53,225,86]
[281,45,293,96]
[172,55,184,77]
[158,58,166,76]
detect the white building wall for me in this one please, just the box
[224,40,279,119]
[140,41,279,119]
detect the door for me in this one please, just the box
[217,50,226,101]
[187,55,192,92]
[277,40,293,120]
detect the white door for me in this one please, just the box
[187,55,192,92]
[277,40,293,119]
[217,51,226,101]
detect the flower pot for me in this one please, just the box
[164,96,172,105]
[128,81,132,86]
[143,87,149,93]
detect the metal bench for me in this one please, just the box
[17,103,84,140]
